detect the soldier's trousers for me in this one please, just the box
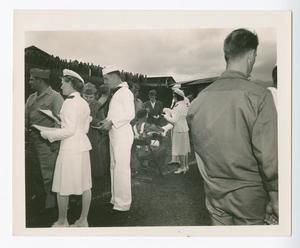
[32,135,58,209]
[195,153,268,225]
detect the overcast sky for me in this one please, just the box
[25,28,276,82]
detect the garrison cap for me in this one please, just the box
[30,68,51,79]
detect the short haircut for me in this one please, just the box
[224,28,259,62]
[136,109,148,119]
[272,65,277,88]
[63,75,84,93]
[174,93,184,101]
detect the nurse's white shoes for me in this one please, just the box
[51,221,69,227]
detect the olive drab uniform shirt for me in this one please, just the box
[25,86,64,152]
[187,70,278,199]
[25,86,64,130]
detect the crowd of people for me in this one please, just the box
[25,28,278,227]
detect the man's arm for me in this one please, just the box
[51,93,64,127]
[252,91,278,215]
[51,93,64,116]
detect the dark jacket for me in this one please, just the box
[144,100,164,125]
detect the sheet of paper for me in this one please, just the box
[39,109,61,124]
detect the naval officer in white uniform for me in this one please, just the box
[100,66,135,211]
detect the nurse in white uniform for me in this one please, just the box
[40,69,92,227]
[100,66,135,211]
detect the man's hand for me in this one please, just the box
[99,119,113,131]
[268,191,279,217]
[264,202,278,225]
[90,120,103,129]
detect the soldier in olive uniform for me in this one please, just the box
[25,68,64,210]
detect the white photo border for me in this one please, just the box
[13,10,292,236]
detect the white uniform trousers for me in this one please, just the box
[109,124,134,211]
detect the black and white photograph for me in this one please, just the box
[13,10,292,236]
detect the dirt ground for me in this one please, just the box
[26,134,211,227]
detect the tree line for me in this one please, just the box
[25,46,147,100]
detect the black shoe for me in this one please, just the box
[110,209,130,216]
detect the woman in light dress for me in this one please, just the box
[163,88,191,174]
[40,69,92,227]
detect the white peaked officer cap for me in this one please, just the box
[173,88,185,98]
[102,65,120,75]
[63,69,84,83]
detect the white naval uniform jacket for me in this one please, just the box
[106,82,135,134]
[44,92,92,152]
[164,100,189,133]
